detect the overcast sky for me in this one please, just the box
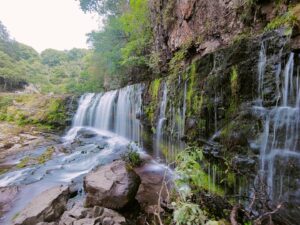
[0,0,100,52]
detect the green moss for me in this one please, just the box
[186,64,196,114]
[169,49,187,77]
[230,66,238,99]
[226,172,236,188]
[16,156,31,168]
[0,168,8,175]
[150,78,161,100]
[37,146,54,164]
[163,0,176,28]
[0,94,68,130]
[265,11,298,32]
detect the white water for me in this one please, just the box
[155,82,168,158]
[66,84,143,143]
[258,42,267,103]
[255,51,300,200]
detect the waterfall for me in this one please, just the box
[72,93,95,127]
[70,84,143,142]
[255,52,300,200]
[258,42,267,103]
[115,85,143,142]
[155,82,168,158]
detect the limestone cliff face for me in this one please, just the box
[140,1,300,223]
[149,0,299,70]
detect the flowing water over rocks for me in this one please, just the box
[253,48,300,205]
[0,84,170,224]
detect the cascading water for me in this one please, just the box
[254,51,300,201]
[68,84,143,143]
[0,84,145,224]
[155,82,168,158]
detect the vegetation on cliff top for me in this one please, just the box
[79,0,153,90]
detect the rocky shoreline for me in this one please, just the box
[6,159,171,225]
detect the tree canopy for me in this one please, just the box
[78,0,153,89]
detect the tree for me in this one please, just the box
[78,0,128,16]
[0,21,10,41]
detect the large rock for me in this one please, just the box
[59,205,126,225]
[134,163,171,214]
[84,160,140,209]
[0,186,19,217]
[13,185,69,225]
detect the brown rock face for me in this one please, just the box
[84,160,141,209]
[150,0,244,62]
[149,0,291,69]
[13,185,69,225]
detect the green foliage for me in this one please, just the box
[175,147,224,198]
[82,0,153,89]
[0,20,98,94]
[0,94,69,130]
[172,147,227,224]
[173,201,207,225]
[265,11,298,32]
[121,146,142,168]
[79,0,126,15]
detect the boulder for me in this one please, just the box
[0,186,19,217]
[84,160,140,209]
[59,205,126,225]
[13,185,69,225]
[134,163,171,214]
[59,203,89,225]
[93,206,126,225]
[72,218,100,225]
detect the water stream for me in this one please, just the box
[254,49,300,201]
[0,84,161,224]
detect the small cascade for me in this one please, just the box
[72,93,95,126]
[94,90,118,130]
[255,52,300,200]
[70,84,143,142]
[115,85,143,142]
[155,82,168,158]
[257,42,267,103]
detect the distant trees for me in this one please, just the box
[0,20,100,94]
[78,0,153,89]
[78,0,127,16]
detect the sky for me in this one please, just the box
[0,0,100,52]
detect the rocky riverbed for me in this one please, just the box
[0,124,172,225]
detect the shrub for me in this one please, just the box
[121,147,142,168]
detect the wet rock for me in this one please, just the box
[0,186,19,217]
[37,223,58,225]
[134,163,171,214]
[13,185,69,225]
[94,207,126,225]
[59,205,126,225]
[84,160,141,210]
[232,155,256,173]
[77,129,98,139]
[73,218,100,225]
